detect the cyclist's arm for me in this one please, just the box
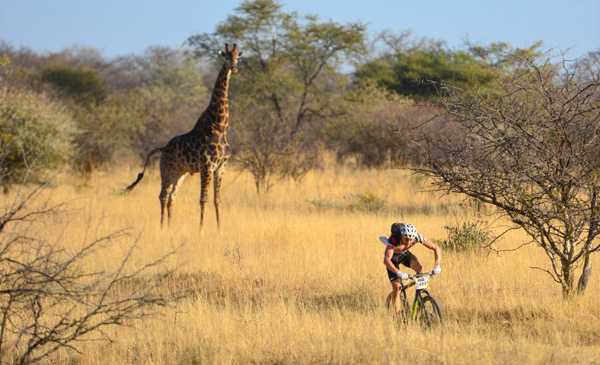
[422,239,441,266]
[383,246,398,273]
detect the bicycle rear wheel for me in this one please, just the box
[417,294,444,328]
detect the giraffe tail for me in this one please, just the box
[123,148,162,192]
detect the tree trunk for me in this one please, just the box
[577,251,592,295]
[561,258,576,298]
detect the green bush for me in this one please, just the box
[305,199,335,212]
[306,191,386,213]
[71,93,156,177]
[438,220,494,252]
[40,65,107,106]
[344,191,386,213]
[0,86,76,185]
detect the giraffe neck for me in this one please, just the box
[195,62,231,133]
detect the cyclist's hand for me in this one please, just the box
[433,265,441,275]
[397,271,408,280]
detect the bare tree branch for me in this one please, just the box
[1,166,184,363]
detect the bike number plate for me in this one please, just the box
[415,277,429,290]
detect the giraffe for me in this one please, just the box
[125,43,242,229]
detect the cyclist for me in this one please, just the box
[383,222,442,314]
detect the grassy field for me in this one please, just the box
[6,163,600,364]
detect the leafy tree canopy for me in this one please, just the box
[40,64,108,106]
[186,0,367,191]
[187,0,366,133]
[357,48,498,99]
[356,35,545,100]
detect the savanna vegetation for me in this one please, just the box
[2,166,599,364]
[1,0,599,362]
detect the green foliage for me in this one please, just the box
[306,191,386,213]
[467,41,545,71]
[356,36,546,101]
[305,199,335,212]
[357,48,498,99]
[2,47,213,178]
[438,220,494,252]
[40,64,108,106]
[141,58,208,107]
[325,82,405,168]
[0,14,563,183]
[353,60,396,91]
[0,55,10,82]
[132,55,209,152]
[319,80,442,168]
[0,86,76,183]
[71,92,156,177]
[344,191,386,213]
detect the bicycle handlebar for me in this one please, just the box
[406,271,439,280]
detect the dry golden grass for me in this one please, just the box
[7,163,600,364]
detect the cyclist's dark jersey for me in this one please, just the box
[385,232,426,282]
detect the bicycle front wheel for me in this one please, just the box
[417,294,444,329]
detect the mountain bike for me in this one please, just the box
[386,271,444,328]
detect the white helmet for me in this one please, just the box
[400,223,417,239]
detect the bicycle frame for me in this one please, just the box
[399,273,431,320]
[408,284,432,321]
[386,271,443,328]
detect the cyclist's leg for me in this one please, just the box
[386,254,405,314]
[406,251,423,273]
[390,279,403,314]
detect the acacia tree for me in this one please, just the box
[187,0,365,191]
[414,51,600,297]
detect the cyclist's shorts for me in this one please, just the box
[386,250,418,282]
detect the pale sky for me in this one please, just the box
[1,0,598,60]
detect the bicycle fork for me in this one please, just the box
[410,289,429,320]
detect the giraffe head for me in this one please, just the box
[219,43,243,73]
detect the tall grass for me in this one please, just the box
[8,164,599,364]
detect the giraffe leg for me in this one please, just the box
[159,159,176,228]
[159,181,173,228]
[167,173,186,226]
[199,168,213,229]
[213,166,226,229]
